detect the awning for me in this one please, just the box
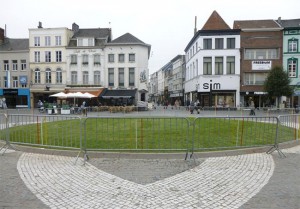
[65,88,104,97]
[101,89,137,99]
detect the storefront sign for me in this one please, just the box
[19,76,27,85]
[252,61,272,70]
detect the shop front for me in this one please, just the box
[0,88,30,108]
[196,76,240,109]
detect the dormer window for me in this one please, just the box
[77,38,83,46]
[77,38,94,47]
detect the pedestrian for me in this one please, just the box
[2,98,7,109]
[186,99,190,111]
[190,101,195,114]
[81,101,87,116]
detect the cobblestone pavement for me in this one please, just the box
[1,145,300,209]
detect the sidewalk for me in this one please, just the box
[1,144,299,209]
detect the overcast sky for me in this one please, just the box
[1,0,299,74]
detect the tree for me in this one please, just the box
[264,66,293,107]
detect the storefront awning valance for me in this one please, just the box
[101,89,137,99]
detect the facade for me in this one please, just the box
[29,22,74,107]
[148,71,158,103]
[168,55,185,106]
[184,11,241,108]
[277,18,300,107]
[65,23,111,104]
[233,19,283,108]
[101,33,151,105]
[0,27,30,108]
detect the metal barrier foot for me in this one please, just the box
[267,145,286,158]
[0,142,17,156]
[74,150,89,165]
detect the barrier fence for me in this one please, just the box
[0,113,299,158]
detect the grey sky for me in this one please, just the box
[1,0,299,74]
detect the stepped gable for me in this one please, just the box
[233,19,280,29]
[201,10,231,30]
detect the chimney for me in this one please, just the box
[194,16,197,35]
[277,17,282,25]
[72,23,79,33]
[38,21,43,28]
[0,28,4,44]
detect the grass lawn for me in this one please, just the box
[3,117,296,152]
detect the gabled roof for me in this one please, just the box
[110,33,145,44]
[277,19,300,28]
[0,38,29,51]
[233,19,281,30]
[201,10,231,30]
[72,28,111,39]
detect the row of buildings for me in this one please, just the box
[149,11,300,109]
[0,22,150,108]
[1,11,300,109]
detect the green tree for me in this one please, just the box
[264,66,293,107]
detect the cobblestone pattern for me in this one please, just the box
[17,153,274,209]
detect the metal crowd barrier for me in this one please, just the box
[0,114,82,153]
[1,113,299,159]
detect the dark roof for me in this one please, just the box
[110,33,145,44]
[233,20,281,29]
[72,28,111,39]
[101,89,137,99]
[201,10,231,30]
[0,38,29,51]
[277,19,300,28]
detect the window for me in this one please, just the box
[215,38,223,49]
[108,54,114,63]
[118,54,125,62]
[34,51,40,62]
[129,68,135,86]
[83,71,89,84]
[227,38,235,49]
[82,55,88,65]
[56,51,62,62]
[108,68,114,86]
[12,76,18,88]
[203,57,212,75]
[4,60,9,71]
[94,71,101,85]
[244,73,268,85]
[55,36,61,46]
[12,60,18,71]
[56,68,62,84]
[34,37,40,46]
[21,60,26,70]
[226,56,235,74]
[288,59,297,78]
[4,76,7,87]
[215,57,223,75]
[244,49,279,60]
[77,38,83,46]
[34,68,41,83]
[88,38,94,46]
[71,55,77,64]
[71,71,77,84]
[203,39,212,49]
[94,55,101,65]
[45,51,51,62]
[45,68,51,83]
[288,39,298,52]
[45,36,51,46]
[129,54,135,62]
[118,68,124,86]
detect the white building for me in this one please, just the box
[29,22,73,106]
[184,11,241,108]
[101,33,151,105]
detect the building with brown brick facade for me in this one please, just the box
[234,20,283,108]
